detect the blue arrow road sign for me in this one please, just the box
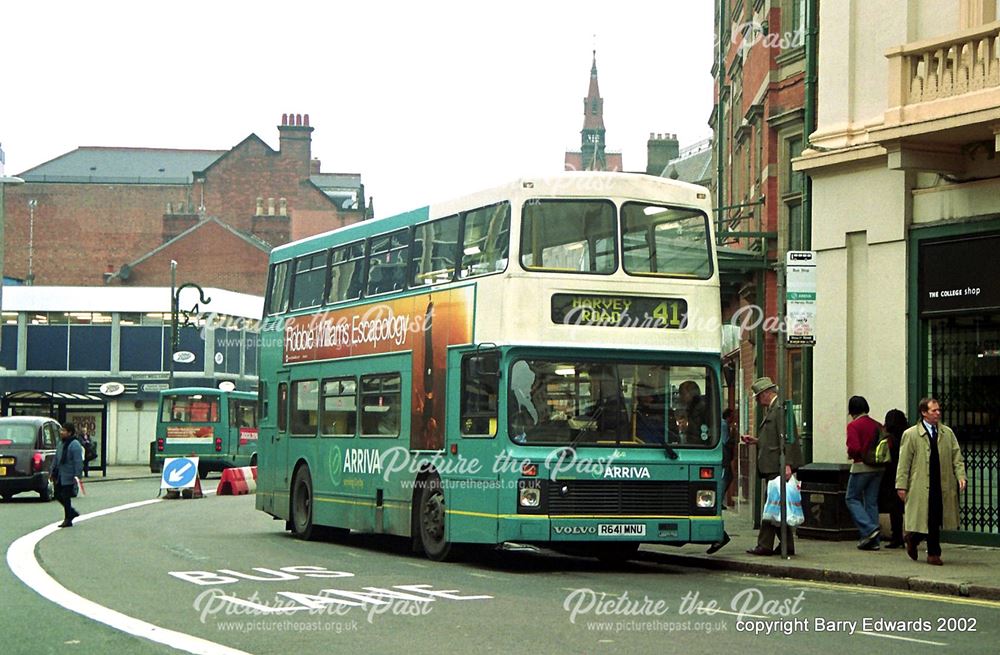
[161,457,199,489]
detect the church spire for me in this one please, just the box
[583,50,605,132]
[580,50,607,170]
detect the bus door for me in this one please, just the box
[271,376,291,508]
[231,398,259,466]
[445,349,501,543]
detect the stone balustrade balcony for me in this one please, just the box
[873,20,1000,171]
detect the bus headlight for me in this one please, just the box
[519,486,541,508]
[695,489,716,509]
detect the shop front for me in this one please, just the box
[912,221,1000,545]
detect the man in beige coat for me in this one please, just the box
[895,397,967,566]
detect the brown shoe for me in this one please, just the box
[927,555,943,566]
[904,533,918,561]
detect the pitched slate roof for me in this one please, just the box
[19,146,226,184]
[661,139,713,185]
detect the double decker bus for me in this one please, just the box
[154,387,259,478]
[256,172,724,561]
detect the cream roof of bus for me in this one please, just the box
[270,172,711,262]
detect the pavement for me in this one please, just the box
[81,466,1000,601]
[644,501,1000,602]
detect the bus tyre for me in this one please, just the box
[417,475,453,561]
[198,464,209,480]
[291,466,318,540]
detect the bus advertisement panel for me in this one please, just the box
[283,286,473,451]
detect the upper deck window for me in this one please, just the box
[460,202,510,279]
[520,200,616,274]
[326,241,365,304]
[366,229,410,296]
[412,215,460,286]
[266,261,291,316]
[290,252,329,310]
[621,203,712,279]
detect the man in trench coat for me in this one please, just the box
[895,397,967,566]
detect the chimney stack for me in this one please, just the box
[277,112,314,172]
[646,132,680,176]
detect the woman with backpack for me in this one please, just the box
[845,395,884,550]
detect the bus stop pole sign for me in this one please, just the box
[786,251,817,346]
[161,457,200,489]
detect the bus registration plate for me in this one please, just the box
[598,523,646,536]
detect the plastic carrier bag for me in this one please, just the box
[761,475,804,527]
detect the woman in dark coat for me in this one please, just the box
[879,409,908,548]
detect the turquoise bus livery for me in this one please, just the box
[155,387,259,478]
[256,172,724,561]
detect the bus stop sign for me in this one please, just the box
[161,457,199,489]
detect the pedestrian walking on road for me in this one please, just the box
[878,409,908,548]
[51,422,83,528]
[742,376,803,556]
[845,396,884,550]
[895,398,967,566]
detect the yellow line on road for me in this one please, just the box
[748,576,1000,609]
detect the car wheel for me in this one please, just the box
[290,466,317,540]
[39,477,55,502]
[1,493,13,502]
[417,475,454,561]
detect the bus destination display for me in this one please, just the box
[551,293,687,329]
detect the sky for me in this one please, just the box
[1,1,716,217]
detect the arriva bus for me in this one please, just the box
[155,387,259,478]
[255,172,724,561]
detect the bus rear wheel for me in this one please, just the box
[291,466,318,540]
[417,476,453,561]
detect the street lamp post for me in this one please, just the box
[168,260,211,389]
[0,175,26,351]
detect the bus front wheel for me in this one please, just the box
[417,476,453,561]
[291,466,317,540]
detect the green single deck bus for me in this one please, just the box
[154,387,259,478]
[256,172,725,561]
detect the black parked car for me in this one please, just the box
[0,417,61,501]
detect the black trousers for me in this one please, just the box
[55,484,77,522]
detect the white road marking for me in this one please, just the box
[7,494,250,655]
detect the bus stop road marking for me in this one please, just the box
[5,493,246,655]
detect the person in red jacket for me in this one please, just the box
[846,396,883,550]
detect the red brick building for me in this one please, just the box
[3,114,369,295]
[713,1,813,452]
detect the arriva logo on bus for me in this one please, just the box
[603,465,651,479]
[343,448,383,475]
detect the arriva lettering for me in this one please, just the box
[603,466,651,479]
[343,448,383,474]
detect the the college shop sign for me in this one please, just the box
[919,233,1000,316]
